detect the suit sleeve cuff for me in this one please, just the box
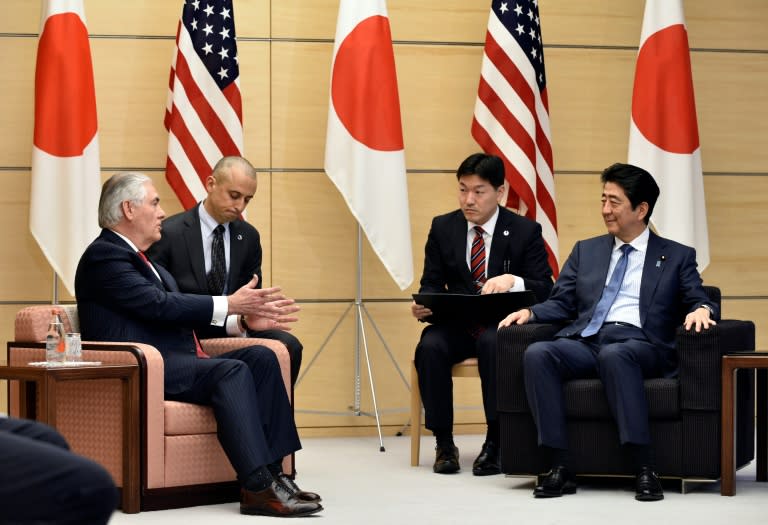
[224,314,247,336]
[508,276,525,293]
[210,296,229,327]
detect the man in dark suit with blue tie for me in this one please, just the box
[500,163,717,501]
[412,153,553,476]
[147,156,304,385]
[75,172,322,517]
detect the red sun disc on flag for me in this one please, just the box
[631,24,699,154]
[331,15,404,152]
[33,13,98,157]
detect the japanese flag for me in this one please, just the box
[30,0,101,294]
[628,0,709,269]
[324,0,413,290]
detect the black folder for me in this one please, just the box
[412,291,536,324]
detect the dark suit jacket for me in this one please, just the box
[147,205,262,339]
[75,229,216,394]
[418,206,554,306]
[531,231,718,358]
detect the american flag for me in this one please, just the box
[471,0,558,277]
[165,0,243,209]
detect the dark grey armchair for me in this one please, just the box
[496,286,755,483]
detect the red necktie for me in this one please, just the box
[470,226,487,293]
[137,251,209,358]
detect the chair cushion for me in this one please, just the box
[164,401,217,435]
[564,378,679,419]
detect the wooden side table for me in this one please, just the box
[721,352,768,496]
[0,361,140,513]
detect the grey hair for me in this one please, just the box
[98,172,151,228]
[212,156,257,182]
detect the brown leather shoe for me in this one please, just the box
[240,481,323,517]
[275,471,322,502]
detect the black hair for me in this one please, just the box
[600,163,660,224]
[456,153,505,189]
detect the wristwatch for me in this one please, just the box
[239,314,249,332]
[700,304,714,316]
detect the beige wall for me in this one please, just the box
[2,1,766,435]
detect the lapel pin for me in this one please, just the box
[503,230,509,236]
[237,234,243,241]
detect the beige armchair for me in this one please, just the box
[6,304,293,513]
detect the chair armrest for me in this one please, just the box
[200,337,291,401]
[497,323,561,412]
[677,319,755,411]
[6,340,167,489]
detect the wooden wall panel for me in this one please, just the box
[274,0,488,43]
[685,0,768,51]
[701,176,768,295]
[724,300,768,352]
[0,172,56,301]
[0,1,39,33]
[0,1,270,38]
[693,53,768,173]
[90,39,271,169]
[547,49,768,173]
[0,38,36,168]
[271,172,357,298]
[541,0,768,50]
[85,1,270,38]
[273,0,768,51]
[269,170,458,300]
[270,42,331,169]
[271,42,496,171]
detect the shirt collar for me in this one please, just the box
[111,230,140,253]
[467,206,500,236]
[614,226,650,253]
[198,201,227,237]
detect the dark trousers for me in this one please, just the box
[0,417,118,525]
[249,328,303,385]
[414,323,498,432]
[523,324,665,450]
[166,345,301,483]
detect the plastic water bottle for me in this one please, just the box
[46,309,66,363]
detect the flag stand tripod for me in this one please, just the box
[295,224,410,452]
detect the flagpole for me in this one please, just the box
[52,271,59,305]
[296,223,411,453]
[353,224,385,450]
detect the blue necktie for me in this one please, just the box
[581,244,634,337]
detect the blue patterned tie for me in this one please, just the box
[581,244,634,337]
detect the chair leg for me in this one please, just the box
[410,360,422,466]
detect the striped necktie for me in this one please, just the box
[470,226,487,293]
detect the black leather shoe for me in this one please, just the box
[635,467,664,501]
[240,481,323,517]
[275,471,322,503]
[534,465,577,498]
[472,441,501,476]
[433,444,460,474]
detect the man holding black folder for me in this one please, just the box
[411,153,553,475]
